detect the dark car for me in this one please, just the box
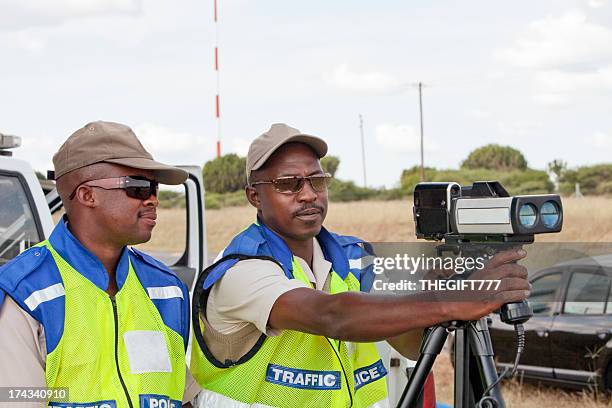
[489,255,612,392]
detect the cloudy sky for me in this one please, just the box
[2,0,611,188]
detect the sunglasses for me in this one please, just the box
[68,176,159,200]
[250,173,332,194]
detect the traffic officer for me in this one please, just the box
[0,121,198,407]
[190,123,530,407]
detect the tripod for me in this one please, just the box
[396,241,532,408]
[397,317,505,408]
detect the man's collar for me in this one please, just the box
[48,215,130,292]
[255,218,350,280]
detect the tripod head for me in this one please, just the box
[434,238,533,325]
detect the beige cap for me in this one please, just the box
[52,121,188,185]
[246,123,328,181]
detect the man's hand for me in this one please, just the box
[442,248,530,322]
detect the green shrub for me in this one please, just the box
[205,191,248,209]
[596,181,612,195]
[560,164,612,195]
[400,167,552,195]
[321,156,340,177]
[328,179,378,202]
[461,144,528,171]
[203,154,247,193]
[158,191,186,209]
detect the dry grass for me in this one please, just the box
[201,196,612,254]
[433,353,612,407]
[141,196,612,255]
[141,196,612,407]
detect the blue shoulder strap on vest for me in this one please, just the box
[0,245,66,353]
[202,223,277,289]
[328,232,376,293]
[201,220,373,291]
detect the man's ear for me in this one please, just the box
[245,186,261,209]
[75,185,97,208]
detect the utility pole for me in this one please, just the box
[359,114,367,187]
[418,82,425,182]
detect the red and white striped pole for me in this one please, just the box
[214,0,221,158]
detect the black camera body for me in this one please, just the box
[413,181,563,243]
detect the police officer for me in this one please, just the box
[190,123,530,407]
[0,121,199,407]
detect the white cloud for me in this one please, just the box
[134,123,213,166]
[532,93,571,107]
[374,123,439,154]
[4,30,47,54]
[497,121,541,137]
[531,67,612,106]
[534,67,612,92]
[230,138,250,157]
[586,131,612,148]
[495,11,612,69]
[0,0,141,30]
[587,0,608,8]
[465,108,491,119]
[324,64,405,94]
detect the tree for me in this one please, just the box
[547,159,567,193]
[202,154,247,193]
[461,144,527,171]
[321,156,340,177]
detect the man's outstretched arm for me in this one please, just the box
[268,249,529,343]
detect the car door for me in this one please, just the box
[549,266,612,386]
[490,270,564,380]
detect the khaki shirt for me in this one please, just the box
[207,238,332,335]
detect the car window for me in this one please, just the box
[564,271,611,315]
[529,273,562,315]
[0,174,42,265]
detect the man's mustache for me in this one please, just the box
[293,204,325,217]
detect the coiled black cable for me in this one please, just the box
[476,323,526,408]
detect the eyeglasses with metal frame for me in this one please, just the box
[249,173,332,194]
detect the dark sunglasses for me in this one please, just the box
[250,173,332,194]
[68,176,159,200]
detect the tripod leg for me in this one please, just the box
[467,318,505,408]
[454,326,472,408]
[397,326,448,408]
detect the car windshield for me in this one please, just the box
[0,174,42,265]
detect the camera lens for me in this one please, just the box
[541,201,560,228]
[518,203,537,228]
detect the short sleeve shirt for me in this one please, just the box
[207,238,332,335]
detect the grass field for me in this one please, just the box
[142,196,612,256]
[139,196,612,407]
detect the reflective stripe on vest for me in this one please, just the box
[190,223,388,408]
[42,242,186,407]
[195,388,391,408]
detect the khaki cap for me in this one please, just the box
[53,121,188,185]
[246,123,328,181]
